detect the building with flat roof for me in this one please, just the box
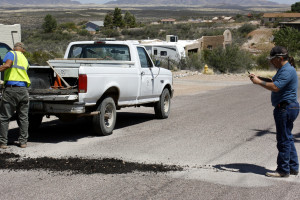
[279,19,300,31]
[161,18,176,24]
[263,13,300,24]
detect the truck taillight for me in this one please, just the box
[78,74,87,93]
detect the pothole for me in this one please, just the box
[0,152,183,174]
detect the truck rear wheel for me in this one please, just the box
[154,88,171,119]
[93,97,116,136]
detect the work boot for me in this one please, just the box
[0,144,8,149]
[290,170,299,175]
[266,171,289,178]
[14,141,27,148]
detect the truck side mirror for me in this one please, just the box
[155,60,160,67]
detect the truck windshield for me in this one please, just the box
[68,44,131,61]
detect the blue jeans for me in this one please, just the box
[273,102,299,174]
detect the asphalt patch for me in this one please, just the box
[0,152,182,174]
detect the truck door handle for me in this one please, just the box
[141,71,145,76]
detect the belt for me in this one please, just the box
[5,85,25,88]
[277,101,289,109]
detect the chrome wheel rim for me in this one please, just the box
[104,104,114,128]
[163,95,170,113]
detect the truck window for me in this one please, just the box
[137,47,153,68]
[0,43,11,65]
[68,44,131,61]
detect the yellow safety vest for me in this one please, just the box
[4,51,31,87]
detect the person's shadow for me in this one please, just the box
[213,163,269,175]
[294,132,300,143]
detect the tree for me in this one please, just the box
[124,11,136,28]
[104,12,114,29]
[273,26,300,56]
[291,2,300,12]
[113,7,125,28]
[42,14,57,33]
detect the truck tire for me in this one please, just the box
[28,114,43,132]
[154,88,171,119]
[93,97,116,136]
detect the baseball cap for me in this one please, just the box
[267,46,288,60]
[14,42,26,50]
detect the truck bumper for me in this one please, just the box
[30,102,85,114]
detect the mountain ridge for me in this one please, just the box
[0,0,81,5]
[105,0,279,6]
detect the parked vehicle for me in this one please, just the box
[28,40,174,136]
[0,42,12,96]
[0,42,12,80]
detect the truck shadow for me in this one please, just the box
[114,112,155,130]
[7,112,155,144]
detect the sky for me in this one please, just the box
[76,0,299,4]
[271,0,299,4]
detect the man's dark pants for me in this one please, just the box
[0,87,29,145]
[274,102,299,174]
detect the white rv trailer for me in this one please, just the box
[0,24,21,80]
[0,24,21,49]
[140,35,197,62]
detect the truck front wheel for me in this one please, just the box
[154,88,171,119]
[93,97,117,136]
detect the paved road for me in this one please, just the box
[1,80,300,200]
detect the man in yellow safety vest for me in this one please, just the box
[0,42,31,149]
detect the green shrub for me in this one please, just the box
[184,53,204,70]
[102,29,120,37]
[256,51,270,70]
[202,44,254,73]
[238,24,257,35]
[26,51,63,66]
[77,29,90,36]
[58,22,77,30]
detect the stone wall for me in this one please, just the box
[200,35,224,50]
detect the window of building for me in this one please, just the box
[207,45,213,50]
[154,49,157,55]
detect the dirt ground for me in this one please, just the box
[242,28,275,53]
[172,70,250,96]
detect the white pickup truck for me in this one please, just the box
[28,40,174,136]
